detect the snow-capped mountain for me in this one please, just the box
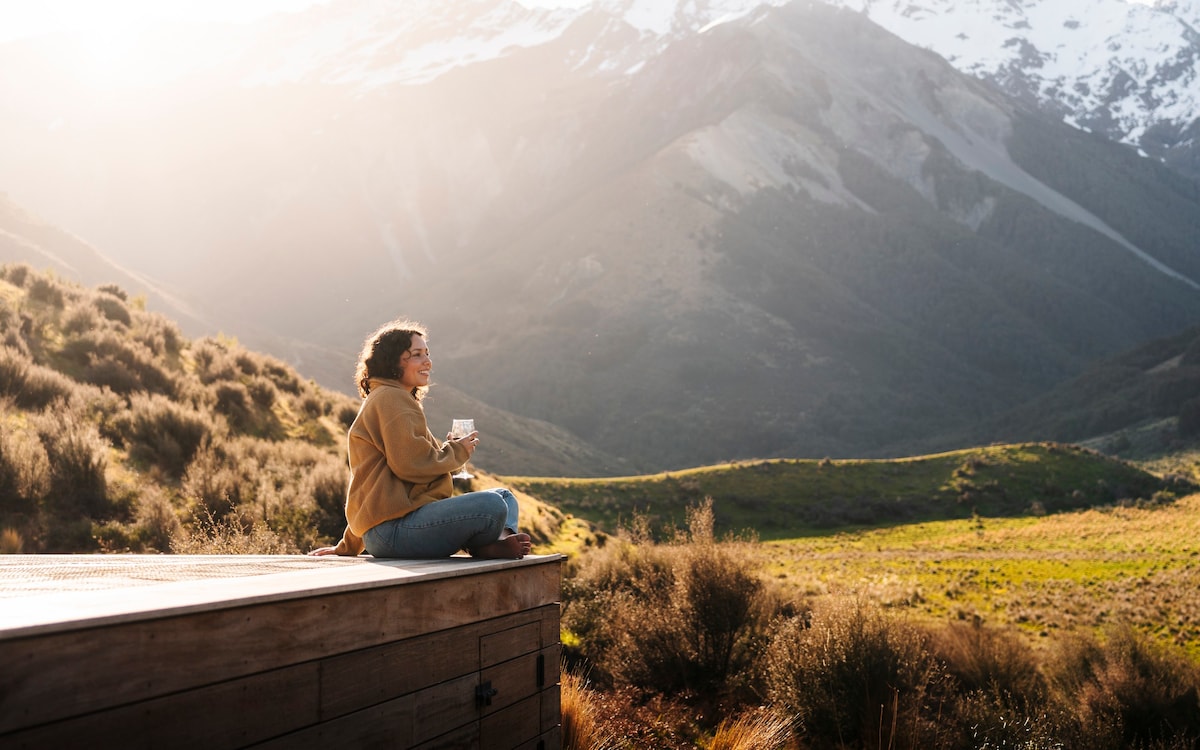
[3,0,1200,471]
[238,0,796,87]
[232,0,1199,178]
[822,0,1200,179]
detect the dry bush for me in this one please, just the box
[302,458,349,541]
[92,293,131,327]
[335,400,359,429]
[298,389,327,418]
[61,328,177,396]
[134,486,182,553]
[191,337,239,384]
[181,436,346,550]
[234,351,261,377]
[926,620,1047,705]
[563,500,780,697]
[952,690,1072,750]
[1045,625,1200,748]
[61,301,100,335]
[261,356,303,394]
[118,393,215,478]
[1,262,32,288]
[0,309,31,356]
[171,506,297,554]
[0,527,24,553]
[561,667,622,750]
[181,438,245,518]
[0,346,26,394]
[212,381,253,432]
[0,419,51,514]
[27,274,64,306]
[709,708,794,750]
[0,346,76,409]
[33,399,109,521]
[246,375,278,409]
[763,597,954,750]
[133,311,182,358]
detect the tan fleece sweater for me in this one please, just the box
[330,378,470,555]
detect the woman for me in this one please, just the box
[309,319,531,559]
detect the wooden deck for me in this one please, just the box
[0,553,563,749]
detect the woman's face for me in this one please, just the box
[397,334,431,390]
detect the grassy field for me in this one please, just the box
[508,442,1200,658]
[756,495,1200,657]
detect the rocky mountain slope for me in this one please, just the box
[824,0,1200,182]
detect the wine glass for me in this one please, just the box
[449,418,475,479]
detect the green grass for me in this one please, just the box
[505,442,1185,541]
[509,442,1200,659]
[755,496,1200,657]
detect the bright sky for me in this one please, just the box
[0,0,591,91]
[0,1,326,42]
[0,0,591,43]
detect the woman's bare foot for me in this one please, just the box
[470,532,532,559]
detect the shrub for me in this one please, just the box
[0,346,28,397]
[763,597,953,750]
[0,421,50,515]
[1045,625,1200,748]
[235,352,261,377]
[27,275,65,307]
[180,439,243,518]
[61,329,176,396]
[1,262,32,288]
[33,400,109,521]
[118,394,214,478]
[303,458,348,541]
[299,390,327,418]
[213,381,253,433]
[171,506,296,554]
[335,400,359,429]
[563,500,779,697]
[926,620,1047,705]
[62,302,101,336]
[0,527,24,553]
[262,356,303,394]
[96,283,128,302]
[134,486,182,553]
[246,376,278,409]
[93,293,131,327]
[561,667,621,750]
[952,690,1072,750]
[134,312,182,357]
[191,338,238,384]
[0,347,75,409]
[709,708,793,750]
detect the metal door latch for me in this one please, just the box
[475,681,498,707]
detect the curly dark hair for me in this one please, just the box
[354,319,428,398]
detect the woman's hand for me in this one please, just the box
[308,546,339,556]
[448,430,479,458]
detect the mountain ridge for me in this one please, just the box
[2,1,1200,471]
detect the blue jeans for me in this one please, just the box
[362,488,520,558]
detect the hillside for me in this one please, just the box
[0,264,580,553]
[917,323,1200,465]
[3,3,1200,472]
[504,442,1192,540]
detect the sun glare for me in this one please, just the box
[3,0,326,92]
